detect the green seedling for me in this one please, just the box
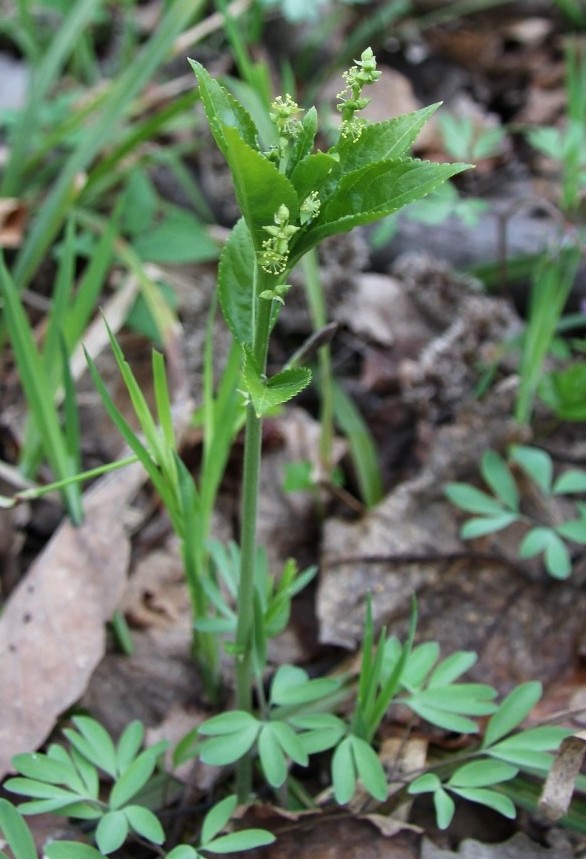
[445,445,586,578]
[4,717,168,854]
[438,113,506,164]
[1,724,275,859]
[409,681,570,829]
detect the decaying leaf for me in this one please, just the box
[539,730,586,821]
[0,460,145,778]
[0,198,27,248]
[421,831,573,859]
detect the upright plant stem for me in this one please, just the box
[234,293,273,801]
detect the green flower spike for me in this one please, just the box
[337,47,381,141]
[259,205,299,275]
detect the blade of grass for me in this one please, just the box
[332,382,384,508]
[13,0,206,289]
[0,253,83,522]
[1,0,104,197]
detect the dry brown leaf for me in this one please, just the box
[0,198,27,248]
[539,730,586,821]
[0,460,145,777]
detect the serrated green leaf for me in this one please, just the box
[124,805,164,844]
[481,450,519,511]
[109,749,160,809]
[221,126,298,251]
[350,736,388,801]
[444,483,508,516]
[204,829,275,853]
[428,652,477,688]
[408,773,441,794]
[295,158,468,257]
[448,760,517,788]
[483,682,542,747]
[199,729,259,767]
[553,470,586,494]
[434,788,455,830]
[332,737,356,805]
[450,786,516,819]
[201,796,237,846]
[461,514,518,539]
[96,810,128,854]
[258,725,288,788]
[217,218,256,346]
[45,843,106,859]
[334,106,441,172]
[0,799,37,859]
[242,346,311,417]
[189,60,258,157]
[510,445,552,494]
[290,152,338,203]
[116,722,144,771]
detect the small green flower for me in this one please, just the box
[300,191,321,224]
[337,47,380,143]
[259,205,299,275]
[270,94,303,141]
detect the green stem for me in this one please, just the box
[234,291,273,802]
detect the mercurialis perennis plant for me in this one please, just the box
[189,48,469,798]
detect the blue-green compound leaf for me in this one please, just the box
[449,787,516,819]
[350,736,387,801]
[434,788,455,830]
[124,805,164,845]
[519,527,571,578]
[447,760,517,788]
[0,799,37,859]
[218,218,256,346]
[242,346,311,418]
[258,725,288,787]
[460,514,518,539]
[509,445,552,494]
[201,795,237,846]
[444,483,508,516]
[45,844,106,859]
[332,737,356,804]
[96,810,129,854]
[204,830,276,854]
[480,449,519,511]
[483,681,542,747]
[408,773,441,794]
[189,60,258,157]
[109,746,164,809]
